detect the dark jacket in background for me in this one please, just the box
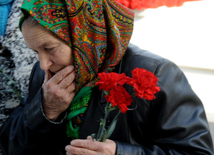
[0,44,213,155]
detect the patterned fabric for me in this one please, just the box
[66,86,92,139]
[19,0,134,139]
[19,0,134,92]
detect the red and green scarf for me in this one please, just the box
[19,0,134,139]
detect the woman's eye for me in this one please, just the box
[45,47,54,52]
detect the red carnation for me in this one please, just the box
[94,68,160,141]
[95,72,131,91]
[105,86,133,113]
[129,68,160,100]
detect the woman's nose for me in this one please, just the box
[38,52,53,71]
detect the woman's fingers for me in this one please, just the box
[65,145,96,155]
[59,69,75,89]
[65,138,116,155]
[70,139,97,150]
[67,82,76,94]
[41,65,76,121]
[87,136,93,140]
[50,65,75,85]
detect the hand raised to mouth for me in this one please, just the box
[42,65,76,121]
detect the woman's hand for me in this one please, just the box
[65,136,116,155]
[42,65,76,121]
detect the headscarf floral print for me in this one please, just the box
[20,0,134,92]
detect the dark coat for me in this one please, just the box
[0,44,213,155]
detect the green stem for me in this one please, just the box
[102,110,121,142]
[97,102,111,142]
[132,93,136,98]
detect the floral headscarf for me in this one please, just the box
[19,0,134,92]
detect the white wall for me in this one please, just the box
[130,0,214,122]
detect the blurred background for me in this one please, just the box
[130,0,214,143]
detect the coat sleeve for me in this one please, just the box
[115,60,214,155]
[0,62,66,155]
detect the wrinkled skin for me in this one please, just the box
[22,23,76,121]
[65,136,116,155]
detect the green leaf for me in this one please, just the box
[128,104,138,111]
[103,110,121,141]
[104,119,118,141]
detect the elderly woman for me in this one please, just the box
[0,0,213,155]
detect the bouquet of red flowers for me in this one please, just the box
[92,67,160,142]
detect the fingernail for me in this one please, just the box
[65,145,69,151]
[71,141,75,145]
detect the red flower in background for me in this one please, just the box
[128,68,160,100]
[115,0,201,10]
[95,72,131,91]
[105,86,133,113]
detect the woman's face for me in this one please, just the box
[22,23,73,74]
